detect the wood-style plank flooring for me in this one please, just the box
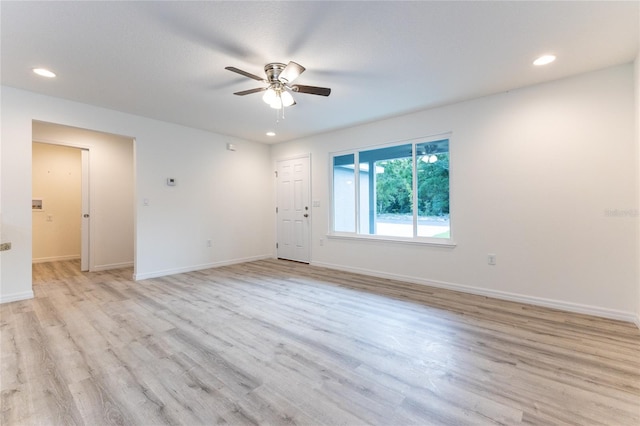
[1,259,639,425]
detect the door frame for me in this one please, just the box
[80,149,90,271]
[32,139,92,270]
[275,153,311,263]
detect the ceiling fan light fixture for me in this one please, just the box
[421,154,438,164]
[270,96,283,109]
[263,87,277,104]
[280,90,295,107]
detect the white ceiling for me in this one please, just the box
[1,1,638,144]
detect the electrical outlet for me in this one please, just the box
[319,238,324,246]
[488,254,497,265]
[206,239,212,248]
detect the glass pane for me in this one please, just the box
[359,144,413,237]
[333,154,355,232]
[416,140,450,238]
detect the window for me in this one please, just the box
[331,136,450,243]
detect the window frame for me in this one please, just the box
[329,133,454,247]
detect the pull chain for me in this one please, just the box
[274,93,286,123]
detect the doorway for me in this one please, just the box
[32,142,89,270]
[32,120,135,274]
[276,155,311,263]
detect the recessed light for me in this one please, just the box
[266,132,276,137]
[32,68,56,78]
[533,55,556,66]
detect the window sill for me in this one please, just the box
[327,233,457,248]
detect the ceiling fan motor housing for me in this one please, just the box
[265,63,287,83]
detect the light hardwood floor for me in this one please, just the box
[1,259,639,425]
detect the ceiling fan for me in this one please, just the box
[225,61,331,109]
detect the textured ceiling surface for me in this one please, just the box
[1,1,638,143]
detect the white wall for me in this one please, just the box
[0,86,274,303]
[32,122,135,270]
[32,142,82,262]
[271,64,638,323]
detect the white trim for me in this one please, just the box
[327,233,456,248]
[274,152,312,162]
[132,138,138,279]
[133,254,271,281]
[32,137,92,151]
[81,149,90,271]
[32,254,80,263]
[330,132,453,157]
[311,260,638,325]
[0,291,35,304]
[92,261,134,272]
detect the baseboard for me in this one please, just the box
[0,290,35,304]
[311,261,638,325]
[32,255,80,264]
[91,261,134,272]
[133,254,272,281]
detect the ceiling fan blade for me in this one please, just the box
[225,66,265,82]
[291,85,331,96]
[233,87,267,96]
[278,61,305,83]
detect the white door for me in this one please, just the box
[276,156,310,263]
[80,149,90,271]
